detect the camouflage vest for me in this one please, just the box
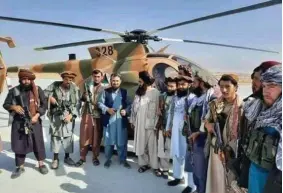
[190,106,202,132]
[244,127,280,171]
[50,81,78,114]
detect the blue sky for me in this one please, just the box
[0,0,281,72]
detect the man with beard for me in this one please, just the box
[44,71,80,169]
[75,69,105,167]
[183,73,216,193]
[178,65,193,77]
[98,73,131,169]
[245,61,281,101]
[166,75,196,187]
[243,65,282,193]
[231,61,281,192]
[3,69,48,178]
[155,76,177,178]
[130,71,160,174]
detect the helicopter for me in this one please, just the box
[0,0,281,100]
[0,37,15,94]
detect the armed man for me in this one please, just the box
[184,73,216,193]
[155,76,177,178]
[166,74,196,191]
[3,69,48,178]
[204,74,242,193]
[44,71,80,169]
[98,73,131,169]
[75,69,105,167]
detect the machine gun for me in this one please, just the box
[19,95,33,134]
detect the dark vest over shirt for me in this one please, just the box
[102,87,127,128]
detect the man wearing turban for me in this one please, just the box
[44,71,80,169]
[182,73,217,193]
[247,61,281,101]
[130,71,160,174]
[242,65,282,193]
[3,69,48,178]
[155,76,177,179]
[234,61,282,191]
[166,74,196,189]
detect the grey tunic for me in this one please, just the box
[44,82,79,153]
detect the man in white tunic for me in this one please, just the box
[166,75,196,188]
[130,71,160,174]
[155,77,177,178]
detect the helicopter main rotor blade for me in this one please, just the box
[147,0,281,35]
[160,37,279,54]
[0,16,125,36]
[34,38,123,51]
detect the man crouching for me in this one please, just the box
[3,69,48,178]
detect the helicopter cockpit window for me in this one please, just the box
[172,56,204,75]
[152,63,178,93]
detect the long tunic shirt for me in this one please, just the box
[130,88,160,156]
[80,83,104,147]
[98,88,131,146]
[3,85,47,154]
[166,93,195,158]
[158,93,174,158]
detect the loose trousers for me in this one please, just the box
[105,145,127,162]
[15,152,45,166]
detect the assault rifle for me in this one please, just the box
[184,115,194,166]
[19,95,33,134]
[210,103,230,189]
[156,95,167,152]
[84,82,94,116]
[84,82,95,129]
[56,100,72,121]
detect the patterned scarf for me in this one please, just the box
[244,64,282,133]
[215,94,240,141]
[244,96,282,133]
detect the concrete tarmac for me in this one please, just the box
[0,79,185,193]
